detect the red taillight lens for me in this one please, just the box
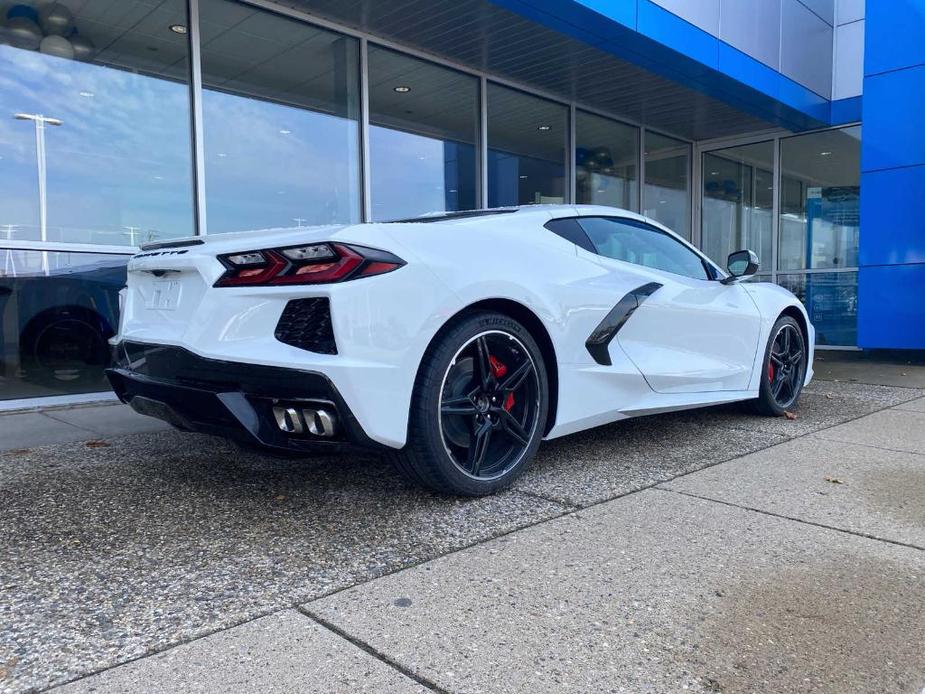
[214,243,404,287]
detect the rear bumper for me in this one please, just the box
[106,341,386,453]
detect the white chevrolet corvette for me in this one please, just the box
[108,205,813,495]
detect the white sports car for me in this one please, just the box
[107,205,813,495]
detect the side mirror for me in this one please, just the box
[721,249,759,284]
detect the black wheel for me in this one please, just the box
[393,311,548,496]
[753,315,807,416]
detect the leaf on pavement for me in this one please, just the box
[824,477,844,485]
[86,440,111,448]
[784,411,798,420]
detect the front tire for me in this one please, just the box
[393,311,548,496]
[753,315,807,416]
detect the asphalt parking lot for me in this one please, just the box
[2,357,925,693]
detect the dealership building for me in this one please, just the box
[0,0,920,406]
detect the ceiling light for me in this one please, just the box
[393,85,411,93]
[79,91,94,98]
[820,151,832,156]
[217,153,227,158]
[519,175,528,179]
[169,24,187,34]
[710,171,719,175]
[279,129,291,135]
[537,125,551,131]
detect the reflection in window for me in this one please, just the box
[702,141,774,269]
[575,111,638,210]
[487,84,567,207]
[577,217,707,280]
[779,126,860,271]
[198,0,360,232]
[0,0,195,247]
[778,272,858,346]
[0,250,127,399]
[368,47,478,221]
[644,131,691,239]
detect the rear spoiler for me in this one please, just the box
[140,238,205,251]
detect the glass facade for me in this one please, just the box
[368,46,479,221]
[702,141,774,270]
[700,125,861,346]
[779,127,860,271]
[575,111,638,210]
[644,132,691,239]
[0,251,126,400]
[487,84,568,207]
[0,0,863,403]
[198,0,361,232]
[0,0,195,247]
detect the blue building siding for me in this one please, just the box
[858,0,925,349]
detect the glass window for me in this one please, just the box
[778,272,858,346]
[702,141,774,270]
[487,84,567,207]
[0,250,128,399]
[367,46,478,221]
[575,111,638,210]
[0,0,195,247]
[644,131,691,239]
[198,0,360,233]
[779,126,860,271]
[577,217,708,280]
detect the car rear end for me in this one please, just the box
[106,225,454,453]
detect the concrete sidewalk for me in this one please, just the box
[1,361,924,692]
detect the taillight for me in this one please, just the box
[214,243,404,287]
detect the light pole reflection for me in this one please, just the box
[13,113,63,275]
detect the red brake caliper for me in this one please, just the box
[768,361,775,382]
[488,355,515,412]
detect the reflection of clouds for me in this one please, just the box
[0,45,195,240]
[202,89,360,231]
[370,125,449,220]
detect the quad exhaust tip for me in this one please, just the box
[272,405,337,437]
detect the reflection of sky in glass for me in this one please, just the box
[202,89,360,233]
[0,46,195,246]
[370,126,474,221]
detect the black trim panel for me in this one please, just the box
[105,341,384,453]
[585,282,662,366]
[140,238,205,251]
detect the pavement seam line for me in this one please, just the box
[516,488,582,510]
[654,487,925,553]
[809,433,925,458]
[297,606,451,694]
[38,410,104,436]
[27,382,922,690]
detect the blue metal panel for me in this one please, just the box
[860,166,925,267]
[858,264,925,349]
[636,0,719,68]
[830,95,861,123]
[864,0,925,76]
[799,0,835,24]
[862,64,925,171]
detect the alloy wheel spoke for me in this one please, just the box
[500,359,534,392]
[496,408,530,447]
[789,349,803,365]
[770,351,785,367]
[474,336,493,390]
[771,374,785,399]
[468,418,492,475]
[441,393,478,416]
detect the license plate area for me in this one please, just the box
[146,280,182,310]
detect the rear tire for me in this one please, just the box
[393,311,548,496]
[752,315,807,416]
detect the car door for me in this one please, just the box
[575,216,763,394]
